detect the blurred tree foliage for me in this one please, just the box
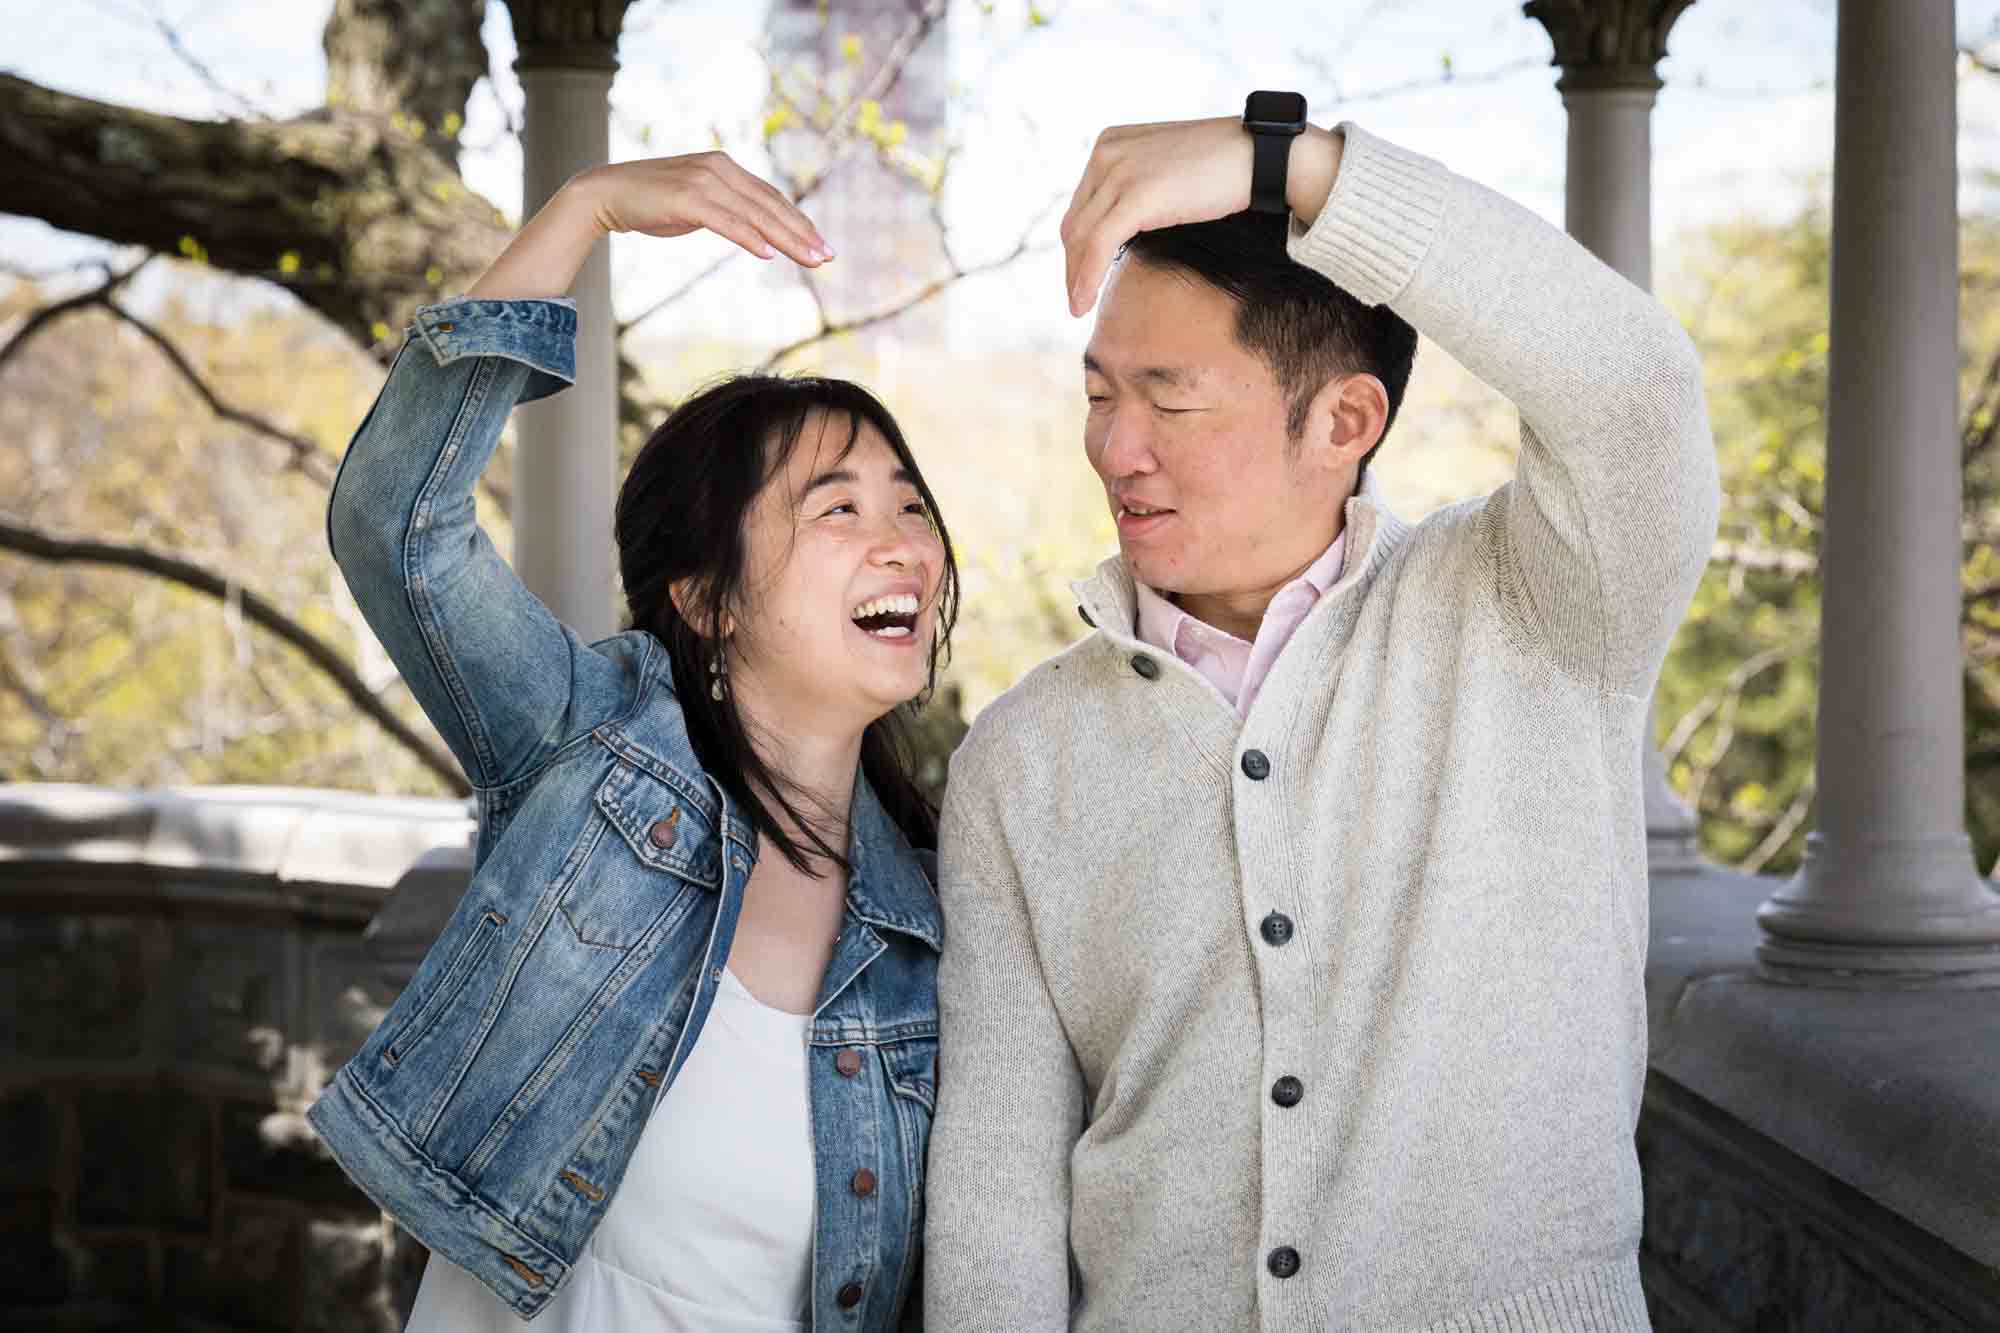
[1654,202,2000,876]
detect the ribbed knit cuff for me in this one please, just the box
[1421,1256,1650,1333]
[1287,121,1449,307]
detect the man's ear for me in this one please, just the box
[1299,372,1390,472]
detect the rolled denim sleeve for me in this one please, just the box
[327,297,638,790]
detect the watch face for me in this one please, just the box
[1244,90,1306,131]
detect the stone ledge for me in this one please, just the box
[1646,862,2000,1278]
[0,785,472,924]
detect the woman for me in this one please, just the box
[305,149,956,1331]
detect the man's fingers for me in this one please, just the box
[1064,172,1139,315]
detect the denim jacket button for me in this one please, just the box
[835,1049,863,1077]
[837,1282,865,1309]
[849,1167,877,1197]
[435,321,455,333]
[647,817,677,849]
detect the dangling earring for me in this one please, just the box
[709,648,728,702]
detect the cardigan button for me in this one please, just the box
[1131,654,1161,680]
[835,1049,864,1077]
[1260,912,1294,947]
[647,816,677,848]
[1268,1245,1301,1279]
[1271,1075,1304,1108]
[837,1282,865,1309]
[1241,749,1271,780]
[850,1168,877,1197]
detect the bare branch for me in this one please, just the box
[1304,55,1545,111]
[1739,780,1815,876]
[1660,642,1806,776]
[1709,539,1819,579]
[0,515,470,795]
[757,197,1063,371]
[624,0,948,338]
[148,1,272,119]
[0,258,147,376]
[99,297,338,485]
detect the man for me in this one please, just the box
[924,101,1718,1331]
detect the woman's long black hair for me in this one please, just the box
[614,374,959,877]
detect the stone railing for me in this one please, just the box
[0,784,471,1331]
[7,781,1998,1330]
[1639,860,2000,1330]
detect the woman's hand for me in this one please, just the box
[466,151,832,302]
[573,152,833,265]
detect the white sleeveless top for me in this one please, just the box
[404,967,817,1330]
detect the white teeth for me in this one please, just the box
[850,592,921,621]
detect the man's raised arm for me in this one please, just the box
[1288,121,1719,691]
[1064,115,1720,694]
[924,760,1084,1330]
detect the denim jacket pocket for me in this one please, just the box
[564,760,723,950]
[385,906,508,1067]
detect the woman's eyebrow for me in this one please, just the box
[799,466,918,500]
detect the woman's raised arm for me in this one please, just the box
[327,153,831,792]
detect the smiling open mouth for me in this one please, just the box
[851,593,920,639]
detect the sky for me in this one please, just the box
[3,0,1999,350]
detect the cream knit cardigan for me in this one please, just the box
[924,123,1721,1332]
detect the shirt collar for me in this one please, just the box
[1128,475,1370,646]
[1076,472,1402,645]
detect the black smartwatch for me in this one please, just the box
[1243,90,1308,216]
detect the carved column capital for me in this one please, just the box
[503,0,635,72]
[1523,0,1697,93]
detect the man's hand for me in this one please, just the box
[1058,117,1343,317]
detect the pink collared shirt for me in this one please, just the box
[1133,529,1348,719]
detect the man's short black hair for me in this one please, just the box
[1122,210,1418,480]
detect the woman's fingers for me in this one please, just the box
[709,155,831,265]
[727,159,834,261]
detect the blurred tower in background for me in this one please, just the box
[765,0,954,373]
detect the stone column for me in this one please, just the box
[1756,0,2000,985]
[501,0,634,641]
[1524,0,1700,870]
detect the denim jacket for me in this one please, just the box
[305,298,941,1328]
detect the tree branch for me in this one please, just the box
[759,188,1063,372]
[0,516,470,795]
[0,71,509,353]
[149,2,273,120]
[1708,539,1819,579]
[0,258,147,376]
[1739,779,1815,876]
[99,297,339,485]
[622,0,950,339]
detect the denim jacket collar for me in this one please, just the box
[844,770,943,952]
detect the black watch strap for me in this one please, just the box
[1250,129,1291,216]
